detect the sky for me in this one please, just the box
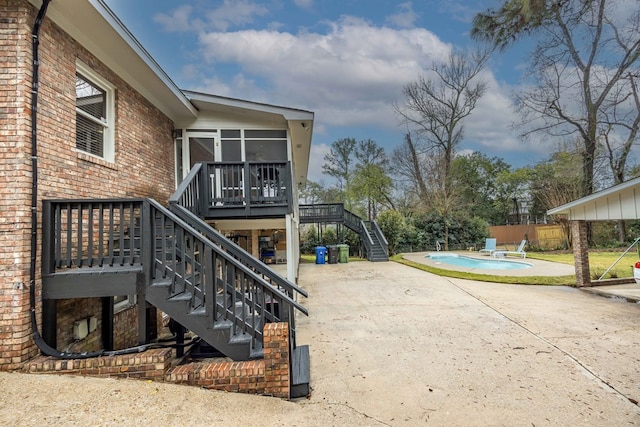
[103,0,543,183]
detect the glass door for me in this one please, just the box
[187,133,222,204]
[188,135,217,167]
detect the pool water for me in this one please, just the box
[427,253,532,270]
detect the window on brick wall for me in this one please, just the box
[75,62,115,162]
[114,295,136,313]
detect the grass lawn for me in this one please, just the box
[392,250,639,286]
[528,251,638,279]
[300,253,366,263]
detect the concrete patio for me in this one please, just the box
[1,259,640,425]
[295,259,640,425]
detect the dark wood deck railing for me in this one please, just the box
[299,203,345,224]
[170,164,307,297]
[42,199,146,272]
[172,161,293,219]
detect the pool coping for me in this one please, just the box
[401,251,576,277]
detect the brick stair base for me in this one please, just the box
[22,322,291,399]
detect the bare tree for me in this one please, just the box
[601,73,640,186]
[395,49,489,196]
[474,0,640,197]
[390,133,429,204]
[393,50,489,249]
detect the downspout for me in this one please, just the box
[28,1,180,358]
[27,0,77,358]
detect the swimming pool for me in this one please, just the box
[427,253,532,270]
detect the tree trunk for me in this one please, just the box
[617,220,627,244]
[444,221,449,251]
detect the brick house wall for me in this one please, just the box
[1,0,176,369]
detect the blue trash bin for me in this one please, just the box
[315,246,327,264]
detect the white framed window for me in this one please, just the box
[114,295,136,313]
[75,61,115,162]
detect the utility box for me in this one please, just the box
[73,319,89,340]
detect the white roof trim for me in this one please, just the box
[547,176,640,220]
[182,90,314,120]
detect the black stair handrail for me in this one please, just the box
[147,199,308,313]
[343,208,364,234]
[171,203,307,299]
[170,163,204,218]
[147,199,307,355]
[360,219,374,259]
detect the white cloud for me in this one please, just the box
[306,143,331,182]
[439,1,480,24]
[386,2,419,29]
[153,1,269,33]
[153,5,193,32]
[166,6,536,168]
[465,78,523,152]
[293,0,314,9]
[196,16,451,131]
[205,0,269,31]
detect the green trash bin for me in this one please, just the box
[338,244,349,263]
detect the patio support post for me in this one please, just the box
[571,220,591,287]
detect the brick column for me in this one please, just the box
[263,322,291,399]
[571,220,591,287]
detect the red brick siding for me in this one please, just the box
[113,305,161,350]
[1,0,176,369]
[113,305,139,350]
[0,0,41,370]
[56,298,102,352]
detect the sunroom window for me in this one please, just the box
[75,63,115,162]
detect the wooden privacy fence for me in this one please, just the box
[489,224,564,249]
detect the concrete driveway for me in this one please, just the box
[295,260,640,425]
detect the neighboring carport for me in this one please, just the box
[547,176,640,287]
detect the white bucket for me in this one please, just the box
[634,262,640,285]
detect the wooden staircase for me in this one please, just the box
[364,222,389,262]
[41,197,310,396]
[299,203,389,261]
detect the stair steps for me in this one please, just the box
[146,276,264,360]
[364,225,389,262]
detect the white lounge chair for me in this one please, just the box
[478,238,497,255]
[493,240,527,258]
